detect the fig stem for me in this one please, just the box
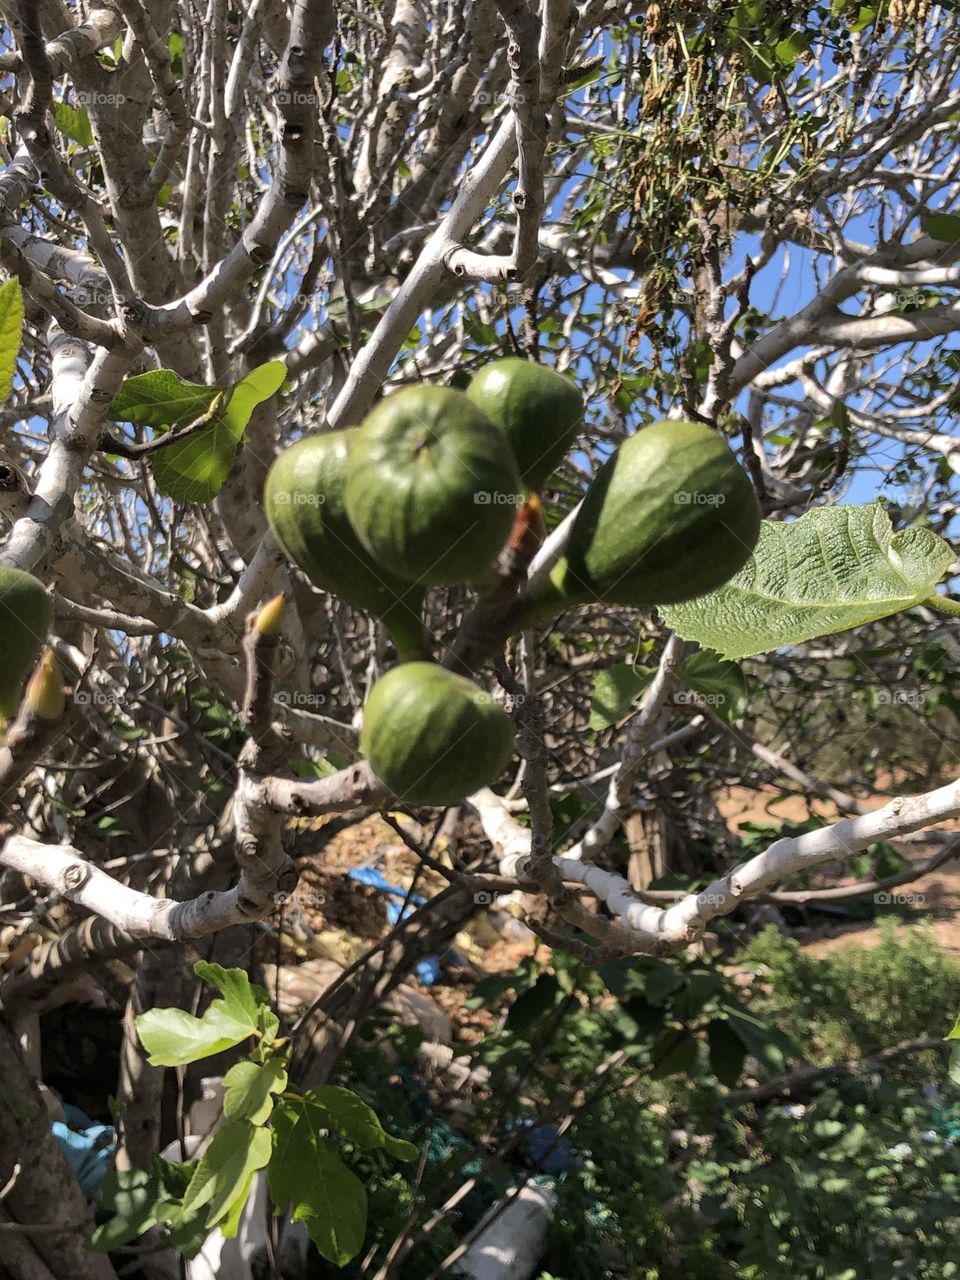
[925,592,960,619]
[384,608,433,664]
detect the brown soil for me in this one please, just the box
[276,768,960,1001]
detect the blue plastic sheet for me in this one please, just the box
[347,866,444,985]
[52,1103,116,1197]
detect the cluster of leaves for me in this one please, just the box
[94,924,958,1277]
[534,1077,960,1279]
[92,963,416,1267]
[309,930,960,1279]
[507,927,960,1278]
[589,645,748,731]
[744,921,960,1066]
[679,1081,960,1280]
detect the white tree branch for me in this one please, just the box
[470,775,960,952]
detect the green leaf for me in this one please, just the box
[774,30,809,67]
[0,277,24,401]
[267,1099,302,1208]
[722,1004,799,1072]
[135,963,270,1065]
[849,4,880,31]
[151,361,285,503]
[53,100,94,147]
[150,1161,214,1257]
[135,1004,258,1067]
[506,973,562,1037]
[925,213,960,244]
[156,1157,195,1199]
[268,1101,367,1266]
[110,370,221,430]
[677,650,748,723]
[588,664,655,731]
[307,1087,418,1161]
[945,1011,960,1041]
[645,964,684,1006]
[707,1019,748,1087]
[258,1002,281,1045]
[149,412,242,504]
[221,360,287,436]
[181,1120,272,1227]
[662,505,954,660]
[89,1168,160,1251]
[649,1031,699,1079]
[219,1168,258,1239]
[563,64,604,93]
[223,1060,288,1126]
[193,962,270,1028]
[109,361,285,504]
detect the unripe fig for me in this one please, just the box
[0,568,52,719]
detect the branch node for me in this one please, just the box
[60,863,88,892]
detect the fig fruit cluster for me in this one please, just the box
[264,360,760,806]
[265,360,585,630]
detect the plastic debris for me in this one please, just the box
[348,865,464,985]
[51,1103,116,1197]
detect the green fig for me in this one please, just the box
[0,568,52,719]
